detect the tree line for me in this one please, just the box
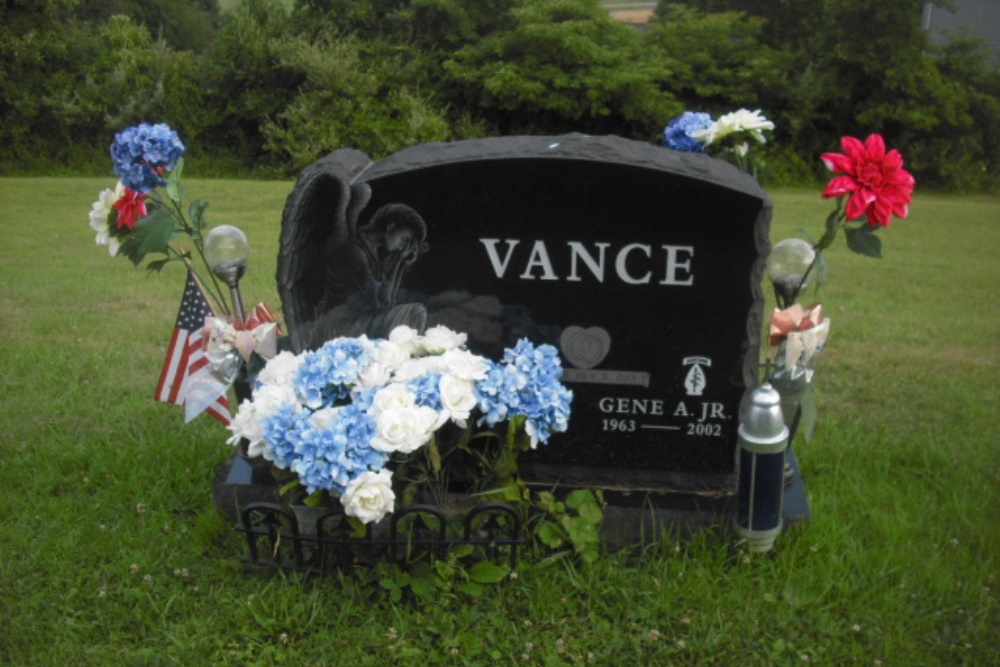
[2,0,997,189]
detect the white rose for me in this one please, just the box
[391,356,444,383]
[422,325,467,354]
[370,383,417,415]
[253,383,299,415]
[341,469,396,524]
[370,405,442,454]
[226,398,264,454]
[257,351,304,387]
[374,339,410,372]
[388,325,423,354]
[357,361,393,388]
[439,348,489,381]
[438,374,477,426]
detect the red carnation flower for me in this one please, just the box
[821,134,915,228]
[114,188,148,231]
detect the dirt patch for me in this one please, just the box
[609,9,654,23]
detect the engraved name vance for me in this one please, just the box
[479,238,695,286]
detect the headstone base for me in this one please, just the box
[211,447,809,551]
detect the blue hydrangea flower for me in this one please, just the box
[409,372,443,410]
[662,112,713,153]
[475,340,572,445]
[110,123,186,193]
[260,403,309,470]
[263,400,387,495]
[295,338,374,408]
[475,362,522,426]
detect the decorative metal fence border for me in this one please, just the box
[236,501,528,575]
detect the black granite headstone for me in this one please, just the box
[278,134,771,505]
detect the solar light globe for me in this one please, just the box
[204,225,250,287]
[766,238,815,307]
[204,225,250,319]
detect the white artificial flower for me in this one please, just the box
[370,383,417,415]
[370,405,442,454]
[439,348,489,381]
[388,325,423,355]
[226,383,298,456]
[88,183,123,256]
[438,374,478,426]
[341,469,396,524]
[422,325,467,354]
[254,382,299,414]
[523,420,541,450]
[357,361,393,388]
[256,351,303,387]
[226,398,262,452]
[391,355,446,383]
[373,339,410,373]
[691,109,774,146]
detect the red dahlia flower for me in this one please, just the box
[114,188,148,230]
[821,134,915,228]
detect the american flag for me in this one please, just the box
[154,270,231,425]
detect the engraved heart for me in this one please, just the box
[559,326,611,370]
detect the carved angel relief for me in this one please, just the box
[278,149,429,352]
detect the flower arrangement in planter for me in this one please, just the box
[227,323,574,526]
[88,122,587,577]
[663,108,775,178]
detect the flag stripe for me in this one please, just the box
[155,270,231,426]
[155,328,185,402]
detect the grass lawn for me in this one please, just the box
[1,177,998,666]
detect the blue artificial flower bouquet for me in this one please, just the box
[227,324,573,524]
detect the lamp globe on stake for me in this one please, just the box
[766,238,816,308]
[204,225,250,321]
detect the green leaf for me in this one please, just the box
[145,258,173,274]
[566,489,603,524]
[812,253,829,296]
[578,544,599,564]
[189,200,209,241]
[458,581,485,597]
[468,561,510,584]
[815,208,841,251]
[565,489,597,511]
[844,225,883,258]
[535,521,566,548]
[451,544,475,559]
[426,435,442,473]
[564,518,599,549]
[407,563,439,601]
[131,208,175,258]
[278,479,302,497]
[167,157,185,204]
[301,489,327,508]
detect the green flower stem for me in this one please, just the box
[158,194,232,317]
[787,198,847,306]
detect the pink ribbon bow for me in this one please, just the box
[184,304,280,423]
